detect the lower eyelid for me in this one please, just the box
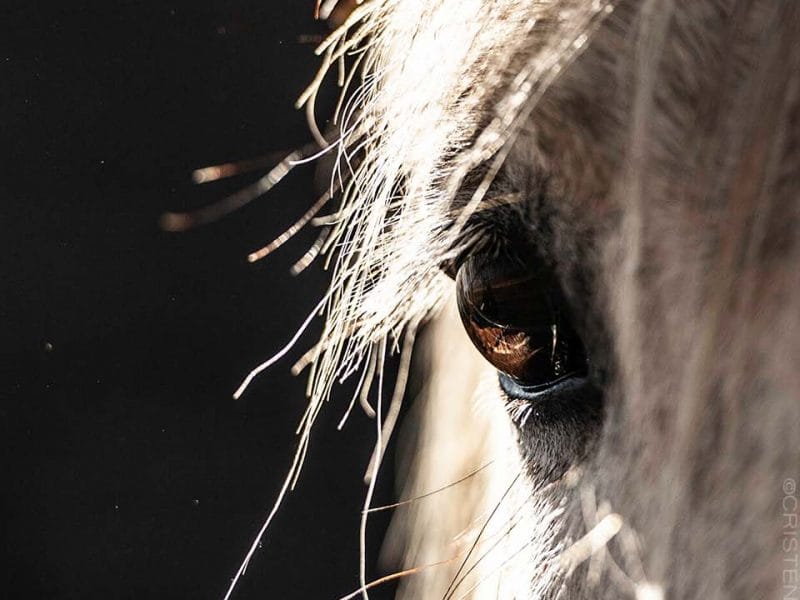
[498,371,604,481]
[499,371,588,401]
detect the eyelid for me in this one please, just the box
[499,371,586,399]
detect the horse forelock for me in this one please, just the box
[300,0,614,410]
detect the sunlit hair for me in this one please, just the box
[221,2,616,598]
[224,0,800,598]
[295,0,614,414]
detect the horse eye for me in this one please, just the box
[455,252,588,388]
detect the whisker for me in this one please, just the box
[442,473,521,600]
[365,461,495,514]
[446,495,532,598]
[453,531,541,600]
[336,556,462,600]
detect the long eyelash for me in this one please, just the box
[438,194,533,275]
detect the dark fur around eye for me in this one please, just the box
[451,208,605,477]
[499,373,603,483]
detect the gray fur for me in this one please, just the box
[496,2,800,597]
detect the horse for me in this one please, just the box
[223,2,800,598]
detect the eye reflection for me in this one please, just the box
[455,251,587,387]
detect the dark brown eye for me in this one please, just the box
[455,251,587,388]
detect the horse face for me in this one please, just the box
[440,2,800,597]
[276,2,800,598]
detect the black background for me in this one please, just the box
[2,3,398,598]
